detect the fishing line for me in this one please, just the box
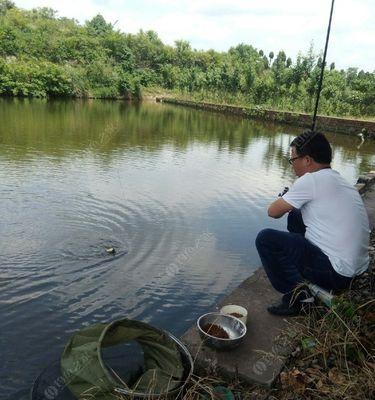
[311,0,335,132]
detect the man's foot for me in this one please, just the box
[267,301,302,317]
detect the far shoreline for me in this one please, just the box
[1,94,374,137]
[156,97,375,138]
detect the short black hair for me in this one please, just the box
[290,130,332,164]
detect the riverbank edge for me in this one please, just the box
[156,97,375,138]
[180,170,375,397]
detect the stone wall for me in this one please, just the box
[157,98,375,138]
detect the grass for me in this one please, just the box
[272,293,374,398]
[143,87,375,122]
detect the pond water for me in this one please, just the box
[0,98,374,399]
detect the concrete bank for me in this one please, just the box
[156,98,375,138]
[181,171,375,387]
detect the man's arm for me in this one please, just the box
[268,198,294,219]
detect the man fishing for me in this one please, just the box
[255,130,370,316]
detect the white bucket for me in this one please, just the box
[220,305,248,325]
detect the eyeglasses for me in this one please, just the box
[288,155,303,165]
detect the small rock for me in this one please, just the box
[291,346,301,357]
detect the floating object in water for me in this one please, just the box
[220,304,248,325]
[105,246,116,254]
[357,131,366,149]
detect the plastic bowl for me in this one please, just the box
[220,304,248,325]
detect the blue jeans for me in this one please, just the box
[255,209,352,304]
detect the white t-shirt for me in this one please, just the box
[283,168,370,277]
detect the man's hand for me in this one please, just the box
[268,198,294,219]
[278,186,289,197]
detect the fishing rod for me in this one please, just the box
[311,0,335,132]
[280,0,336,191]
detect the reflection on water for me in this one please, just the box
[0,98,374,399]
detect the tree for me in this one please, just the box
[346,67,358,84]
[272,51,287,86]
[273,51,286,71]
[0,0,14,15]
[31,7,56,19]
[85,14,112,36]
[104,32,135,71]
[175,40,191,53]
[262,55,269,69]
[229,43,258,61]
[244,64,255,90]
[175,40,193,68]
[0,2,374,116]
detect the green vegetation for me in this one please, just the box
[0,1,374,117]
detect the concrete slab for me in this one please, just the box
[181,268,291,387]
